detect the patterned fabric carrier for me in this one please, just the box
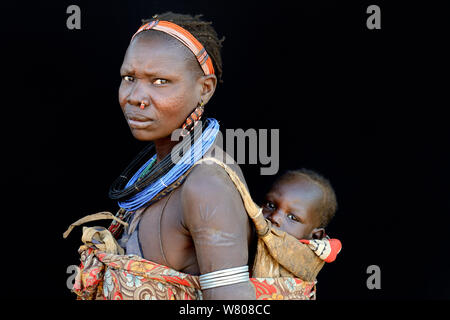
[67,158,325,300]
[75,247,316,300]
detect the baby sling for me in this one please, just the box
[63,158,327,300]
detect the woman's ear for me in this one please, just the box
[312,228,325,240]
[199,74,217,105]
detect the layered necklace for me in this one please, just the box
[109,118,219,212]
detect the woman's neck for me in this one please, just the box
[153,136,180,163]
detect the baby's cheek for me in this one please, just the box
[291,224,308,240]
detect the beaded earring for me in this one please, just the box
[181,101,205,136]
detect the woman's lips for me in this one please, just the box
[128,119,154,129]
[126,114,154,129]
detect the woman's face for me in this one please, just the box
[119,32,206,141]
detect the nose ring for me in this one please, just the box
[140,101,146,110]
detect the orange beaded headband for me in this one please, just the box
[132,20,215,76]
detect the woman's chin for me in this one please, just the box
[130,129,157,141]
[129,127,178,142]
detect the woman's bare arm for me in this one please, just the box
[182,163,255,300]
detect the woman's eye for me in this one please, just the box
[122,75,134,82]
[153,79,168,85]
[287,213,299,222]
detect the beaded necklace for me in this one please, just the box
[137,156,157,181]
[116,118,219,212]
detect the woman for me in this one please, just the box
[109,12,255,300]
[66,12,320,301]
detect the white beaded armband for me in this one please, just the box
[199,265,250,290]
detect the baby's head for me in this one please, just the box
[262,169,337,240]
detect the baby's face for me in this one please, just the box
[262,177,323,240]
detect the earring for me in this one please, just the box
[181,101,205,136]
[140,101,146,110]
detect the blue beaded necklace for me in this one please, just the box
[118,118,219,211]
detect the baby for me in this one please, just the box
[263,168,336,239]
[251,168,341,281]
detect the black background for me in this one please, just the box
[1,0,449,301]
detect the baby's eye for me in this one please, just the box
[122,75,134,82]
[287,213,299,222]
[153,79,168,85]
[264,201,276,210]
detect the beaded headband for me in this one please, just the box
[132,20,215,76]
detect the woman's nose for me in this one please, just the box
[127,81,150,107]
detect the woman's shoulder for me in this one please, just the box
[179,156,251,230]
[181,156,247,203]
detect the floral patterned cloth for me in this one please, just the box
[73,245,317,300]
